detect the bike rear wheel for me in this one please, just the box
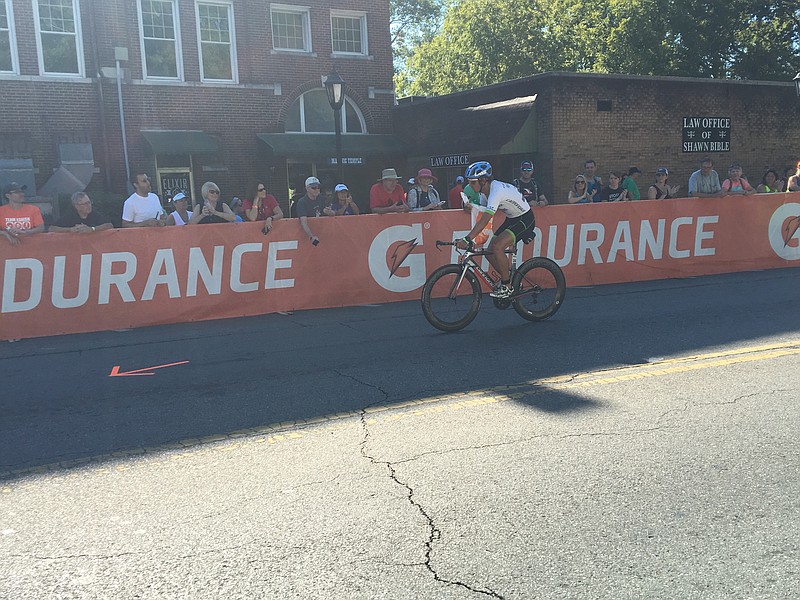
[421,264,482,332]
[511,257,566,321]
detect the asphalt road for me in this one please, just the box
[1,267,798,599]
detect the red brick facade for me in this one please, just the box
[0,0,398,213]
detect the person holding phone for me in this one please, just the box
[369,168,409,214]
[324,184,360,216]
[407,168,443,211]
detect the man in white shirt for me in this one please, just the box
[122,173,166,227]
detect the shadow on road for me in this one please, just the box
[1,268,798,480]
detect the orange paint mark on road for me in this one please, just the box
[109,361,190,377]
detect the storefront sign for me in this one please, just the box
[158,170,191,198]
[430,154,470,168]
[328,157,364,165]
[682,117,731,153]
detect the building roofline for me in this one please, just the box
[396,71,796,107]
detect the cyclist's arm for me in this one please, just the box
[465,210,493,242]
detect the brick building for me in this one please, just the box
[394,72,800,204]
[0,0,402,217]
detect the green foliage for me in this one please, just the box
[394,0,800,97]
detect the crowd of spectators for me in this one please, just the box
[2,157,800,246]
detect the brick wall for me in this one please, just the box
[0,0,396,213]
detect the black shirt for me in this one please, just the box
[55,209,110,228]
[295,194,322,218]
[514,177,542,204]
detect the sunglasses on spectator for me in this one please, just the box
[522,168,533,172]
[257,187,266,192]
[209,189,220,194]
[308,185,321,189]
[575,180,585,184]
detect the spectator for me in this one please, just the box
[122,172,166,227]
[600,172,628,202]
[756,169,785,194]
[295,176,324,245]
[514,160,548,207]
[49,191,113,233]
[324,184,360,216]
[448,175,465,209]
[721,164,755,195]
[621,167,642,200]
[688,157,723,197]
[195,181,236,224]
[243,181,283,231]
[648,168,680,199]
[568,175,591,204]
[164,192,201,226]
[786,160,800,192]
[407,168,443,211]
[369,168,409,214]
[0,182,44,246]
[583,159,603,202]
[229,197,246,222]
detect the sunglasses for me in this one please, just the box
[208,189,220,194]
[308,185,321,190]
[257,187,266,192]
[521,168,533,172]
[575,180,585,184]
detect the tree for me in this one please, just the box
[395,0,800,97]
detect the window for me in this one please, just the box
[139,0,182,79]
[196,1,236,82]
[270,4,310,52]
[33,0,84,76]
[330,11,367,56]
[0,0,18,73]
[285,89,365,134]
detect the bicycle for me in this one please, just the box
[420,241,566,332]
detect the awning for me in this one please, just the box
[257,133,408,157]
[142,130,219,155]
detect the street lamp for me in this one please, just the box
[794,73,800,98]
[324,69,346,182]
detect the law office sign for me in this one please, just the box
[430,154,470,168]
[682,117,731,153]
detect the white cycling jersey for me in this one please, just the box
[484,180,530,218]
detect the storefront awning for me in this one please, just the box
[257,133,408,157]
[142,130,219,155]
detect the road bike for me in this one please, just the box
[421,241,566,332]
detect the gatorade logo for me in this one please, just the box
[368,223,426,293]
[768,203,800,260]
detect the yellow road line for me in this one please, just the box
[2,339,798,488]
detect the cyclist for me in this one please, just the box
[455,161,535,298]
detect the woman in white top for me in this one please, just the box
[165,192,202,226]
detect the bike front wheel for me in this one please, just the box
[421,264,482,332]
[511,257,566,321]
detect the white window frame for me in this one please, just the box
[195,0,238,83]
[269,3,311,53]
[0,0,19,74]
[32,0,85,77]
[137,0,184,81]
[287,89,366,134]
[330,10,367,57]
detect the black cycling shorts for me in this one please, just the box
[493,209,535,244]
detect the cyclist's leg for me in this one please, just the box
[487,229,515,277]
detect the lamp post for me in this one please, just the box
[794,73,800,98]
[324,69,346,182]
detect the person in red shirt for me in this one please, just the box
[369,168,409,214]
[448,176,465,209]
[1,182,44,246]
[243,180,284,233]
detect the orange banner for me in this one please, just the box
[2,194,799,340]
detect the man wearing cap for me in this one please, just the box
[122,172,166,227]
[324,184,360,216]
[448,175,465,209]
[295,176,324,244]
[369,168,409,214]
[49,191,114,233]
[1,182,44,246]
[407,168,443,211]
[514,160,548,207]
